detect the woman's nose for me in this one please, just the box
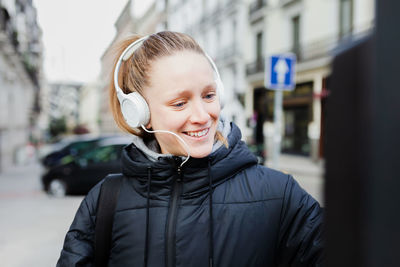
[189,100,210,124]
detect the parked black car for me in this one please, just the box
[41,134,108,168]
[42,136,132,196]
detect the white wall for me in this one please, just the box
[354,0,375,34]
[79,82,100,133]
[303,0,338,43]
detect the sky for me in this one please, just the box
[33,0,140,84]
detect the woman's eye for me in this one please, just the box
[173,102,185,108]
[205,93,216,100]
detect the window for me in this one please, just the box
[68,140,98,156]
[292,15,300,58]
[79,145,122,165]
[256,32,263,61]
[256,32,264,71]
[340,0,353,38]
[232,19,237,48]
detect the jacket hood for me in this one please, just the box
[121,122,258,197]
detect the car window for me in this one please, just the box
[79,145,123,164]
[68,140,98,155]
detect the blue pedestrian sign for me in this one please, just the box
[265,53,297,91]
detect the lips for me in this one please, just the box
[184,128,209,138]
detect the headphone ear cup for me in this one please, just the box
[120,92,150,128]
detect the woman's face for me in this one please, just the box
[143,50,221,158]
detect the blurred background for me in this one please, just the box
[0,0,377,266]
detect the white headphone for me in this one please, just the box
[114,34,225,129]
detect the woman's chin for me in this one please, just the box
[188,145,214,158]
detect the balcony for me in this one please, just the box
[292,45,301,62]
[285,29,372,64]
[295,36,339,63]
[281,0,300,8]
[246,58,265,76]
[249,0,267,23]
[0,8,19,51]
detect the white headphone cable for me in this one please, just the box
[141,125,191,167]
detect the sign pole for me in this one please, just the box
[265,53,296,169]
[273,90,283,169]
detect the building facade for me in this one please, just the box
[79,81,100,134]
[48,82,82,131]
[245,0,375,160]
[0,0,43,170]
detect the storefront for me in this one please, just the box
[282,82,313,155]
[252,82,314,157]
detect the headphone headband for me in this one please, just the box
[114,36,148,100]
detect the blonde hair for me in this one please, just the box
[109,31,228,147]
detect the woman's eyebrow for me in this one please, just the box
[165,83,217,99]
[164,90,190,103]
[203,83,217,90]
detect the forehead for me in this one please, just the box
[147,50,215,91]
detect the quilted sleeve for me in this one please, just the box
[56,185,101,267]
[276,175,324,267]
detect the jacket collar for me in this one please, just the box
[121,122,258,197]
[129,117,231,163]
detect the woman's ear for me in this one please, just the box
[143,95,152,129]
[145,120,152,130]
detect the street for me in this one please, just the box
[0,156,323,267]
[266,154,324,205]
[0,163,83,267]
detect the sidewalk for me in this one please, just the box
[266,154,325,205]
[0,162,43,196]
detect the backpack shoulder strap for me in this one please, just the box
[94,174,123,267]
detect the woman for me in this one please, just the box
[57,31,323,267]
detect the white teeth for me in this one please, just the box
[187,129,208,137]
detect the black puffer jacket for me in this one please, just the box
[57,123,323,267]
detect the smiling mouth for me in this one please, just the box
[184,128,209,138]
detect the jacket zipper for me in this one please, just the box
[166,163,183,267]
